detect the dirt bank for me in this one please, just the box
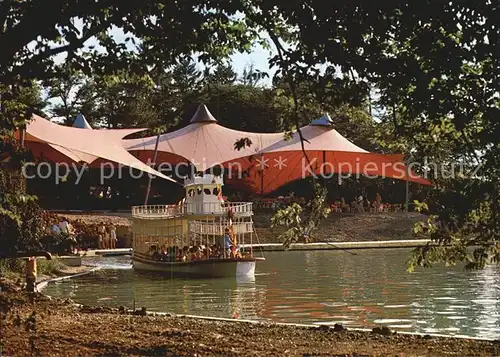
[253,212,425,244]
[60,211,425,244]
[0,282,497,357]
[56,212,132,226]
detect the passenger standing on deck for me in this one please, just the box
[224,228,232,258]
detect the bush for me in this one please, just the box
[37,258,67,276]
[0,258,26,276]
[39,234,77,255]
[0,167,45,254]
[0,257,67,278]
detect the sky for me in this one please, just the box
[228,43,275,85]
[46,25,277,118]
[60,24,277,85]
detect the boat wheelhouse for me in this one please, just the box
[131,174,264,277]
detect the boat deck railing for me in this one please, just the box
[189,221,254,235]
[131,205,181,218]
[131,202,253,218]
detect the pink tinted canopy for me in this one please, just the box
[261,115,368,154]
[25,114,176,182]
[126,105,431,192]
[125,104,284,170]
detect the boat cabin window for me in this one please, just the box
[204,188,211,195]
[188,189,195,197]
[213,187,219,195]
[196,188,202,195]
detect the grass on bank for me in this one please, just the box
[0,258,68,280]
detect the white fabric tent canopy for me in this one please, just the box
[124,104,430,192]
[125,104,284,171]
[25,115,176,182]
[125,105,370,170]
[260,114,368,154]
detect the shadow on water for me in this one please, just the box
[44,249,500,339]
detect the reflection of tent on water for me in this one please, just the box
[21,114,175,182]
[125,105,431,194]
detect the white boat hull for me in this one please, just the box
[132,253,263,278]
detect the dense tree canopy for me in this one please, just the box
[0,0,498,268]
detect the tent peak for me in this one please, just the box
[310,113,333,127]
[189,104,218,123]
[73,113,92,129]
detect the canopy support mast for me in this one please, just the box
[405,164,410,216]
[144,133,161,206]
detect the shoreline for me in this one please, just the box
[1,266,497,356]
[35,265,102,291]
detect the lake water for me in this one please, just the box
[43,249,500,340]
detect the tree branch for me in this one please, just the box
[11,23,108,78]
[0,0,15,34]
[0,0,69,66]
[266,26,313,168]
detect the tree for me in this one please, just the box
[271,183,330,247]
[0,0,256,133]
[190,84,285,132]
[251,1,498,269]
[44,65,87,125]
[0,0,498,268]
[204,62,238,86]
[171,57,203,96]
[77,71,157,129]
[0,144,44,254]
[240,63,268,87]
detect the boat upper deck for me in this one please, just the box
[131,202,253,219]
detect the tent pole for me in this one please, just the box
[144,133,161,206]
[20,128,26,147]
[405,165,410,217]
[260,154,264,195]
[322,150,327,188]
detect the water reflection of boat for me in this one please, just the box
[131,174,265,278]
[133,253,263,277]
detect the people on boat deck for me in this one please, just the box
[215,228,233,258]
[147,241,243,262]
[149,245,161,261]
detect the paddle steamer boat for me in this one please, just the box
[131,174,264,277]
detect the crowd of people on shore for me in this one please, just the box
[253,192,403,213]
[40,212,119,253]
[96,222,117,249]
[330,193,390,212]
[41,212,78,253]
